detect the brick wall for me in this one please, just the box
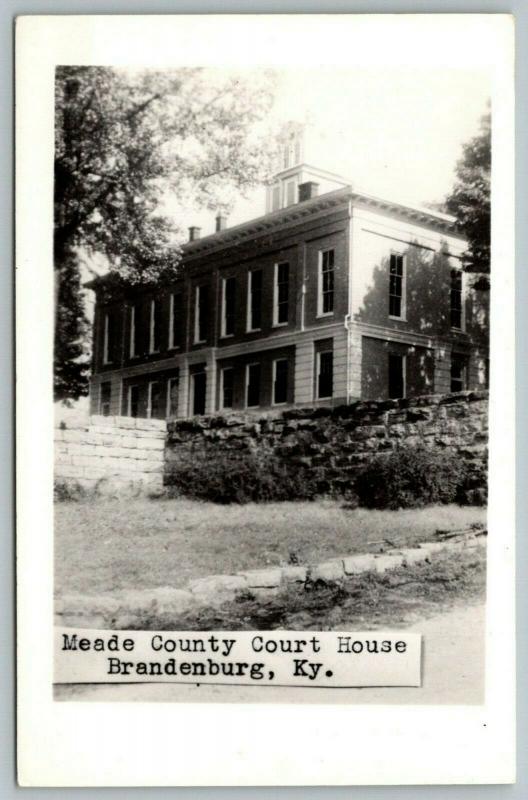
[55,415,166,495]
[165,390,488,500]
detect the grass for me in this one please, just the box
[55,497,486,597]
[124,546,487,631]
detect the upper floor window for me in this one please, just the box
[285,180,296,207]
[318,249,335,316]
[102,311,115,365]
[129,304,140,358]
[149,299,161,353]
[389,254,405,319]
[450,269,463,329]
[169,293,183,349]
[222,277,236,338]
[194,285,209,344]
[271,185,281,212]
[247,269,262,332]
[274,262,290,326]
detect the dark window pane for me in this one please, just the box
[450,354,466,392]
[128,385,139,417]
[321,250,335,314]
[388,354,405,399]
[171,293,182,348]
[100,382,111,416]
[450,269,463,328]
[149,381,164,419]
[150,299,162,352]
[318,351,333,399]
[274,359,288,404]
[250,270,262,330]
[222,367,234,409]
[389,254,404,318]
[247,363,261,407]
[198,285,209,342]
[168,373,180,416]
[193,371,207,415]
[224,277,236,336]
[277,262,289,324]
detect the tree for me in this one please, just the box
[54,66,277,400]
[445,110,491,284]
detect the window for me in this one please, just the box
[247,270,262,331]
[221,367,234,410]
[148,381,163,419]
[102,312,114,364]
[450,269,463,329]
[317,351,333,399]
[192,370,207,415]
[388,353,405,399]
[450,354,467,393]
[100,382,111,416]
[128,384,140,418]
[271,185,281,212]
[222,277,236,337]
[169,293,182,349]
[274,262,289,325]
[273,359,289,405]
[149,299,161,353]
[246,363,261,408]
[283,145,290,170]
[286,180,296,206]
[389,254,405,318]
[319,250,335,316]
[129,304,140,358]
[194,285,209,343]
[167,373,180,417]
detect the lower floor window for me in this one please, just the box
[100,382,111,416]
[388,353,405,399]
[273,359,289,404]
[246,363,261,408]
[221,367,234,409]
[167,374,180,417]
[317,351,333,399]
[450,354,468,393]
[148,381,164,419]
[128,384,140,417]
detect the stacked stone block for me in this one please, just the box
[55,415,166,495]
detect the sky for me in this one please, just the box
[182,67,490,237]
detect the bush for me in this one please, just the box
[54,479,87,502]
[166,450,317,504]
[355,445,472,510]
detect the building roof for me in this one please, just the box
[85,184,464,290]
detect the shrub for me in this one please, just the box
[355,445,472,510]
[54,479,87,502]
[166,450,317,504]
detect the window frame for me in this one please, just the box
[388,252,407,321]
[102,312,112,365]
[168,292,182,350]
[450,268,465,331]
[128,305,137,359]
[317,249,335,318]
[220,366,234,411]
[166,374,180,417]
[273,262,290,328]
[149,298,161,354]
[221,276,236,339]
[127,383,140,418]
[194,285,208,345]
[272,358,289,406]
[316,349,334,400]
[147,379,162,419]
[450,353,468,393]
[245,362,261,409]
[99,381,111,415]
[246,269,262,333]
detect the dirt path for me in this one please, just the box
[55,601,485,705]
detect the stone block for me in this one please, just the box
[372,553,404,573]
[239,568,282,588]
[281,566,308,583]
[151,587,195,615]
[398,548,428,566]
[188,574,248,605]
[343,554,377,574]
[310,560,345,581]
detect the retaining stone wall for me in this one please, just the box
[165,390,488,500]
[55,414,166,495]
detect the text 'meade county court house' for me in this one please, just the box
[87,130,489,420]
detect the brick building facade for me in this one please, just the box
[87,135,489,419]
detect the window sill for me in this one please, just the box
[220,334,235,340]
[272,321,288,328]
[168,345,181,351]
[389,315,406,322]
[193,340,207,346]
[246,327,262,334]
[317,395,333,401]
[316,312,334,320]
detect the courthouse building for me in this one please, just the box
[87,129,489,419]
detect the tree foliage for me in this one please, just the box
[445,111,491,277]
[54,66,277,399]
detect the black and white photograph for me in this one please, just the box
[16,13,515,787]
